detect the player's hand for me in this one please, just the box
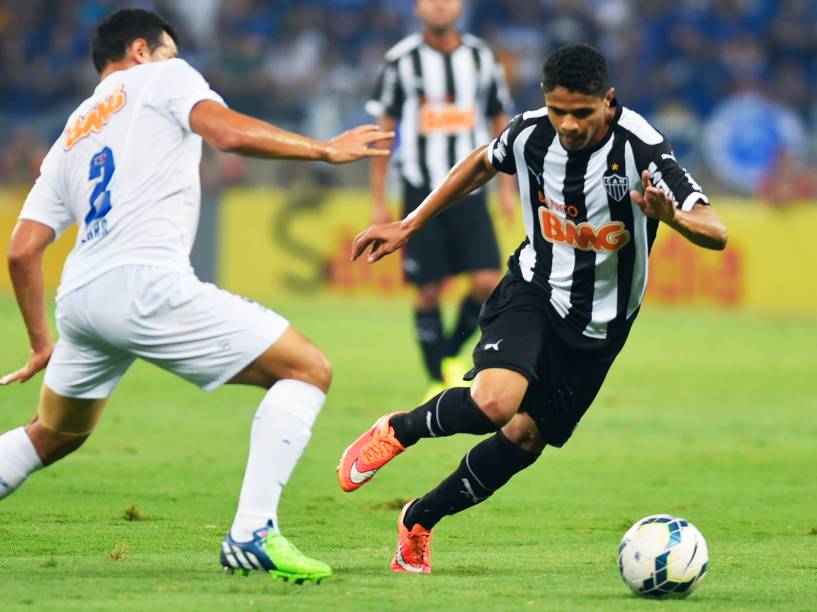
[325,125,394,164]
[372,202,394,225]
[0,342,53,386]
[630,170,675,223]
[351,221,412,264]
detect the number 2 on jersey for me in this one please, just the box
[85,146,115,225]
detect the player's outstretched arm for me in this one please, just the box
[190,100,393,163]
[1,221,55,385]
[352,145,497,263]
[630,170,728,250]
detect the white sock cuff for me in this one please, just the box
[6,427,43,471]
[261,379,326,429]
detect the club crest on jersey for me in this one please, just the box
[603,173,629,201]
[65,85,127,151]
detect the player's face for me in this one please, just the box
[545,86,614,151]
[415,0,462,31]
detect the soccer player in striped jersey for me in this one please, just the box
[367,0,516,399]
[0,9,392,583]
[338,43,727,574]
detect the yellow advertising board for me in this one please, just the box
[220,188,817,313]
[0,189,77,291]
[1,186,816,314]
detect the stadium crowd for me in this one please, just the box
[1,0,816,196]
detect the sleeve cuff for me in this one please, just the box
[679,192,709,212]
[17,213,65,239]
[182,91,226,132]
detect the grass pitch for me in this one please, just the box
[0,295,815,611]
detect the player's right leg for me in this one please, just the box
[337,367,527,492]
[2,277,131,501]
[338,275,543,492]
[0,386,107,500]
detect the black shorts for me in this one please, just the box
[465,275,630,447]
[402,180,501,286]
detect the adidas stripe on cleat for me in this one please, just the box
[220,520,332,584]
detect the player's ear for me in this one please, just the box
[129,38,152,64]
[604,87,615,107]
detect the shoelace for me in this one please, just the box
[407,529,431,566]
[361,428,401,464]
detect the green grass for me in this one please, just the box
[0,295,815,611]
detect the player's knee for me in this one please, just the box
[416,283,443,310]
[309,351,333,393]
[470,388,518,427]
[287,349,332,393]
[501,417,546,455]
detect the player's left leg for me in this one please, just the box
[391,412,543,573]
[225,325,330,536]
[218,326,333,583]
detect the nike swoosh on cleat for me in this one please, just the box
[349,460,376,484]
[395,542,425,573]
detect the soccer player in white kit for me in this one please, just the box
[0,9,392,583]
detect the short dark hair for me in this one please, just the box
[542,43,609,97]
[91,9,178,73]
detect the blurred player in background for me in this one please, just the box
[340,43,727,573]
[0,9,392,583]
[367,0,516,399]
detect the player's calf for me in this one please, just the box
[401,427,541,533]
[389,368,528,447]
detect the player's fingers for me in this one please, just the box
[0,367,27,386]
[351,238,371,261]
[360,148,391,157]
[351,229,373,260]
[630,190,646,210]
[359,130,394,144]
[641,170,650,190]
[350,124,380,133]
[367,240,389,263]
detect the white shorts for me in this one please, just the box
[44,266,289,399]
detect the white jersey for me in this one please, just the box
[19,58,224,300]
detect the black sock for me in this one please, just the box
[414,308,444,381]
[390,387,495,447]
[404,431,541,530]
[446,296,482,357]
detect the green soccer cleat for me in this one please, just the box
[220,521,332,584]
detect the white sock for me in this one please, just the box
[230,379,325,541]
[0,427,43,500]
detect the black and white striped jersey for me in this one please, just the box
[367,33,513,191]
[488,101,709,340]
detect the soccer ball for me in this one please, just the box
[617,514,709,598]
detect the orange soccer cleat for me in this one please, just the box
[337,412,406,492]
[390,500,432,574]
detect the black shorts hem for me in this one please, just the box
[463,362,538,384]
